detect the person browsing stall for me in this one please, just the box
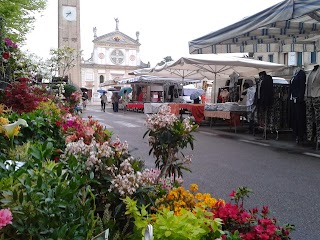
[122,90,129,113]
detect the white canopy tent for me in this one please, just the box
[130,54,285,102]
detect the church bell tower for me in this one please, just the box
[58,0,81,87]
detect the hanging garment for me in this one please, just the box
[306,66,320,98]
[229,72,239,102]
[306,97,320,141]
[305,66,320,141]
[290,69,306,102]
[260,74,274,110]
[290,69,306,141]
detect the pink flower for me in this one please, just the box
[0,208,13,229]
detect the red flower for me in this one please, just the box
[259,233,270,240]
[262,206,269,215]
[2,52,10,59]
[229,190,236,197]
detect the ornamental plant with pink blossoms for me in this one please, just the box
[144,105,198,181]
[0,208,13,230]
[109,165,184,197]
[61,115,110,144]
[63,136,129,175]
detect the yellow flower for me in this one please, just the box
[0,118,28,148]
[190,184,198,193]
[0,117,9,125]
[1,118,28,138]
[0,104,8,115]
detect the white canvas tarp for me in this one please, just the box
[130,54,285,102]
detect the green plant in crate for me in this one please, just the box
[0,142,99,239]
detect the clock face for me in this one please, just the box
[62,6,76,21]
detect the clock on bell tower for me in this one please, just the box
[58,0,81,87]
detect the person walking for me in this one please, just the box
[100,92,108,112]
[111,92,115,112]
[82,91,88,109]
[112,92,120,112]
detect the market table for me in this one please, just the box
[204,110,242,133]
[127,102,144,112]
[179,104,205,125]
[167,103,205,125]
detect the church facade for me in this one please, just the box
[58,0,149,102]
[81,21,149,102]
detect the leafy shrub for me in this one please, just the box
[124,197,224,240]
[3,78,51,114]
[6,108,66,153]
[0,142,99,239]
[63,83,77,99]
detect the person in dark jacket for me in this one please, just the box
[259,71,273,111]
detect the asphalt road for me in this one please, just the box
[82,105,320,240]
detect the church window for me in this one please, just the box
[110,49,124,65]
[100,75,104,83]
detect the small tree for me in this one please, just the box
[0,0,47,43]
[157,56,173,66]
[10,50,48,82]
[143,105,198,181]
[47,46,82,81]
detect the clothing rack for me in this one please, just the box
[255,83,291,140]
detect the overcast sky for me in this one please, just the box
[22,0,283,67]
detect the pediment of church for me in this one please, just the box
[93,31,140,46]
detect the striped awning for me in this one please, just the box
[189,0,320,54]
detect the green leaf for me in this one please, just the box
[58,223,68,237]
[19,190,24,204]
[165,230,171,237]
[37,175,42,188]
[13,189,18,201]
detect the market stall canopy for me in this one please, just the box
[132,54,285,103]
[118,75,201,85]
[189,0,320,54]
[131,54,285,80]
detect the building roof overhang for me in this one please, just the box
[189,0,320,54]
